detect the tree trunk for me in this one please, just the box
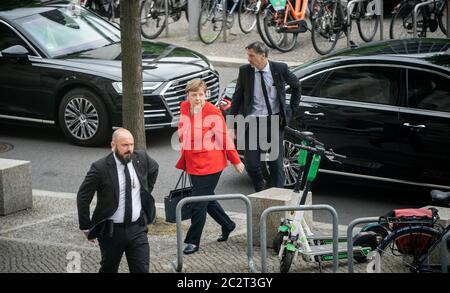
[120,0,146,149]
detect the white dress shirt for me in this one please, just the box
[109,153,142,223]
[250,62,279,116]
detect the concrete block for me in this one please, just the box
[249,187,312,247]
[0,158,32,216]
[422,205,450,266]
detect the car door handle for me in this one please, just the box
[403,123,426,129]
[304,111,325,117]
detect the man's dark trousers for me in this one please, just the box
[244,116,284,192]
[98,221,149,273]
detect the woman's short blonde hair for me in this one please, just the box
[185,79,207,93]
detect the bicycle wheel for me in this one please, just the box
[263,8,298,53]
[256,5,275,48]
[198,0,224,44]
[390,0,427,39]
[140,0,168,39]
[356,1,379,42]
[310,0,338,55]
[374,226,440,273]
[438,0,448,35]
[238,0,258,33]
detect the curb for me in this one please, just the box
[32,190,349,232]
[207,55,303,69]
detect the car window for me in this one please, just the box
[407,69,450,113]
[0,22,34,55]
[301,73,325,96]
[15,7,120,58]
[317,66,400,106]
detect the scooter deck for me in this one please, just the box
[306,231,347,241]
[299,242,363,256]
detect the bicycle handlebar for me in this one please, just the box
[285,126,324,147]
[293,143,347,161]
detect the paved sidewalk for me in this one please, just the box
[0,191,373,273]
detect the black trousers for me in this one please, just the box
[98,220,149,273]
[184,171,235,246]
[244,116,285,192]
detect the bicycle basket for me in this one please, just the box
[381,208,439,255]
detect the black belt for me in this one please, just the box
[113,215,146,227]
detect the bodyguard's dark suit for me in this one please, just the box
[231,61,301,190]
[77,149,159,273]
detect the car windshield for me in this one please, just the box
[15,6,120,58]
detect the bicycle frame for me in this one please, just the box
[287,0,308,20]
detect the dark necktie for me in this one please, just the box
[259,71,272,116]
[124,164,132,224]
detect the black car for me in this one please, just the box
[0,2,219,146]
[218,38,450,190]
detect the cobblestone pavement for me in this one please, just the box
[0,192,374,273]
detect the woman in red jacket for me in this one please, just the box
[176,79,245,255]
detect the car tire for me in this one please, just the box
[262,140,300,188]
[58,88,111,146]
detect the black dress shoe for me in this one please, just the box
[183,244,199,255]
[217,223,236,242]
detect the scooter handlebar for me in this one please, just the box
[285,126,324,147]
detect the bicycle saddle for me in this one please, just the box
[430,190,450,206]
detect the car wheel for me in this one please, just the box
[58,88,110,146]
[262,140,301,188]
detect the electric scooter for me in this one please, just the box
[274,127,380,273]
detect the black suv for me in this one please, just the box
[0,1,219,146]
[218,38,450,190]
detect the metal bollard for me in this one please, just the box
[441,230,450,273]
[260,204,339,273]
[346,217,380,273]
[172,194,256,273]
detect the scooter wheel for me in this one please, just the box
[280,250,294,273]
[273,231,288,254]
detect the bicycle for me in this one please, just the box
[140,0,189,39]
[274,127,379,273]
[198,0,262,44]
[260,0,308,52]
[390,0,448,39]
[310,0,380,55]
[372,189,450,273]
[83,0,120,24]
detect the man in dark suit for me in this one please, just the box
[77,128,159,273]
[231,41,301,192]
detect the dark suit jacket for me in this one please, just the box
[230,60,301,127]
[77,150,159,231]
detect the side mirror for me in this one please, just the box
[1,45,30,63]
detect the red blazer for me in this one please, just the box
[175,101,241,175]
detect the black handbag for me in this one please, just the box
[164,171,193,223]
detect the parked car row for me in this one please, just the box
[0,1,219,146]
[218,38,450,190]
[1,2,449,192]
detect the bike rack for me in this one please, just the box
[413,0,435,37]
[223,0,228,42]
[447,0,450,38]
[171,194,256,273]
[346,0,382,48]
[260,204,339,273]
[441,230,450,273]
[346,217,379,273]
[164,0,169,37]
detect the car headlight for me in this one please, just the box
[112,81,163,94]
